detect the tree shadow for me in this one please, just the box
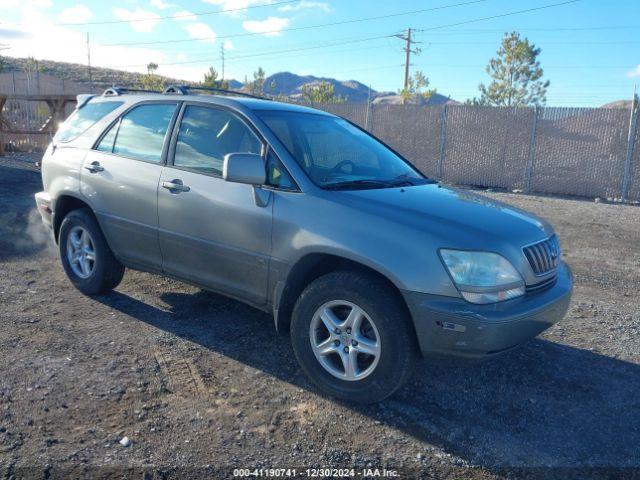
[94,288,640,474]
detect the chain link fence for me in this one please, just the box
[311,102,640,202]
[1,75,638,202]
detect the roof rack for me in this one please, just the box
[103,86,163,97]
[163,84,266,100]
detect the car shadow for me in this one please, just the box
[94,288,640,474]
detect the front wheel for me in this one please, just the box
[290,271,418,403]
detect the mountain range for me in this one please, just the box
[0,57,453,104]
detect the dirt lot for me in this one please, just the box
[1,153,639,479]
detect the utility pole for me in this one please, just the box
[0,44,9,73]
[220,43,225,80]
[394,28,421,94]
[86,32,93,92]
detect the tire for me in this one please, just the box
[58,208,125,295]
[290,270,418,403]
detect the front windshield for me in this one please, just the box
[257,110,429,190]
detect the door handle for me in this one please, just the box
[85,161,104,173]
[162,179,190,193]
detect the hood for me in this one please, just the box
[333,184,553,249]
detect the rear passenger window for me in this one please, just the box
[111,103,177,162]
[54,101,123,142]
[96,122,118,153]
[173,106,262,176]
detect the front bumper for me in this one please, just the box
[34,191,53,230]
[402,262,573,359]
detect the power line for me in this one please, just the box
[414,0,583,33]
[415,63,632,69]
[101,0,491,47]
[425,24,640,34]
[1,0,300,27]
[104,34,395,68]
[423,40,640,46]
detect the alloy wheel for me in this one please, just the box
[309,300,381,381]
[66,226,96,279]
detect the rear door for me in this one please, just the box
[157,102,272,304]
[81,101,179,269]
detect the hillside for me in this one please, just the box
[264,71,374,102]
[1,57,193,91]
[0,56,457,103]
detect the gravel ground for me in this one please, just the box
[0,153,639,479]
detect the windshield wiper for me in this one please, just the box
[388,173,438,186]
[322,179,396,190]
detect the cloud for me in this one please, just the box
[628,65,640,78]
[203,0,271,17]
[0,27,31,39]
[150,0,173,9]
[58,4,93,24]
[242,16,289,36]
[0,4,211,82]
[172,10,197,21]
[278,0,331,13]
[184,22,217,43]
[113,7,161,33]
[0,0,50,9]
[223,40,234,50]
[30,0,52,7]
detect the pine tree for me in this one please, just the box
[398,71,436,103]
[140,62,164,91]
[301,81,345,104]
[246,67,266,95]
[202,67,229,90]
[474,31,549,107]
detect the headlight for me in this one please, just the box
[439,249,525,304]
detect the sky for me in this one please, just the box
[0,0,639,106]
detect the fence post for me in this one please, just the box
[622,106,638,202]
[524,105,539,193]
[437,104,448,180]
[364,85,372,131]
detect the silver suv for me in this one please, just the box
[35,86,572,403]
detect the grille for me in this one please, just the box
[526,276,557,294]
[524,235,560,276]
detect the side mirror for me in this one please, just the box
[223,153,266,186]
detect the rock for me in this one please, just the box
[119,436,131,447]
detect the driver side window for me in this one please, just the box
[173,105,263,176]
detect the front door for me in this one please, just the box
[157,103,272,305]
[81,101,178,269]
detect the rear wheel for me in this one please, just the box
[58,209,124,295]
[291,270,418,403]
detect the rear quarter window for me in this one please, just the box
[54,101,123,143]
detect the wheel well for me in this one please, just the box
[53,195,93,242]
[274,253,412,333]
